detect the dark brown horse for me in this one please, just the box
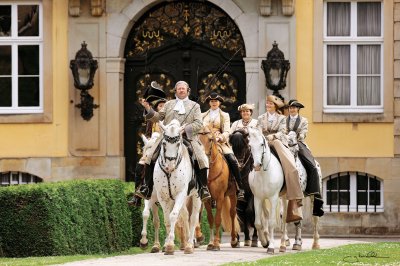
[199,126,240,251]
[229,129,258,247]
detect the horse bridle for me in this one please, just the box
[259,135,271,171]
[158,133,184,200]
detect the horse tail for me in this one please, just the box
[220,196,240,234]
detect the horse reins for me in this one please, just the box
[260,136,272,171]
[158,135,184,200]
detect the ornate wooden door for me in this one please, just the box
[124,1,246,181]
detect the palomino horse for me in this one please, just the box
[198,126,240,251]
[229,129,259,247]
[247,127,285,254]
[278,131,322,252]
[152,119,202,255]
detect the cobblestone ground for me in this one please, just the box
[57,237,398,266]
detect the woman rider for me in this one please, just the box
[257,95,304,223]
[201,91,245,201]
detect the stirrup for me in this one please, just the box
[200,187,211,202]
[237,189,245,202]
[135,185,152,200]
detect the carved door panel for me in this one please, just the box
[123,1,246,181]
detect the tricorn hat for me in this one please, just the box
[266,95,285,108]
[143,81,166,103]
[288,99,305,109]
[205,91,224,103]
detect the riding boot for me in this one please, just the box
[135,163,154,200]
[196,167,211,202]
[286,199,303,223]
[225,153,245,202]
[312,196,324,217]
[128,164,144,206]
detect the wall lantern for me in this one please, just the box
[261,41,290,100]
[70,41,99,121]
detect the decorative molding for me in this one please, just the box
[69,0,80,17]
[91,0,104,17]
[260,0,272,16]
[282,0,295,16]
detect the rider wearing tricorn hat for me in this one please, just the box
[201,91,246,201]
[287,99,324,217]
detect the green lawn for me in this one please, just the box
[226,242,400,266]
[0,247,146,266]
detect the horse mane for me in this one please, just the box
[229,129,248,156]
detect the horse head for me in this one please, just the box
[198,125,214,156]
[229,128,250,168]
[247,127,269,172]
[141,132,161,162]
[159,119,184,173]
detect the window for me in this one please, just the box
[323,1,383,113]
[0,2,43,114]
[323,172,383,213]
[1,171,42,186]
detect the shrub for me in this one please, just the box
[0,179,132,257]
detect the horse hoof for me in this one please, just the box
[184,245,194,254]
[196,235,205,245]
[164,244,175,255]
[194,241,200,248]
[212,245,220,251]
[150,245,160,253]
[207,243,214,251]
[251,240,258,247]
[293,244,302,251]
[267,248,274,254]
[140,240,148,250]
[262,241,270,249]
[285,239,290,246]
[312,243,320,250]
[279,246,286,252]
[244,240,251,246]
[231,239,240,248]
[180,245,185,251]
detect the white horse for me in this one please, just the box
[279,131,322,252]
[139,132,163,253]
[154,119,202,255]
[247,127,285,254]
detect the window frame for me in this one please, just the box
[0,0,52,123]
[323,171,384,213]
[323,1,384,113]
[313,0,393,123]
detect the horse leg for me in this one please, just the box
[212,196,224,251]
[251,226,259,247]
[292,221,302,251]
[244,223,251,246]
[266,195,279,254]
[194,204,204,247]
[151,201,161,253]
[204,199,215,250]
[279,197,289,253]
[253,197,268,248]
[159,200,173,255]
[140,199,152,249]
[165,192,187,255]
[178,207,189,251]
[229,195,239,248]
[185,195,202,254]
[312,215,320,249]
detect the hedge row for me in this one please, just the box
[0,179,132,257]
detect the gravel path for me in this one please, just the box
[55,237,397,266]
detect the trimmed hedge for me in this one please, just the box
[0,179,132,257]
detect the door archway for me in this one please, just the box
[123,0,246,181]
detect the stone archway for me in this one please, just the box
[121,0,248,181]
